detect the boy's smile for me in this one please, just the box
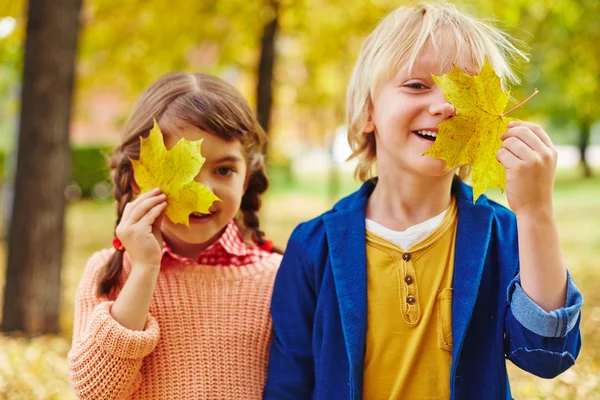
[412,128,438,142]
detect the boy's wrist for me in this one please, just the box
[514,202,554,221]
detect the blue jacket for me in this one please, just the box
[265,179,582,400]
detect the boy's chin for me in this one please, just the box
[415,157,451,176]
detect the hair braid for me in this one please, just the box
[240,167,282,254]
[97,147,136,296]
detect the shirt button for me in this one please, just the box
[406,295,416,305]
[402,252,412,261]
[404,275,414,285]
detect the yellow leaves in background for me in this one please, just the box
[425,60,513,201]
[131,120,220,226]
[0,335,76,399]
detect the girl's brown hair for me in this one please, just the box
[98,72,279,296]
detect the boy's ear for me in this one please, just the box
[363,115,375,133]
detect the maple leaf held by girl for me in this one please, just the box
[131,119,221,226]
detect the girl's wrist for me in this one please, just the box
[130,261,162,274]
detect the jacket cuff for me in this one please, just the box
[507,270,583,338]
[89,301,160,359]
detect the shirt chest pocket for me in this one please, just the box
[437,288,453,352]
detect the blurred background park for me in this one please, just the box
[0,0,599,398]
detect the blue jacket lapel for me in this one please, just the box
[323,180,374,399]
[451,180,494,377]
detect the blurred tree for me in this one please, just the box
[256,0,280,149]
[2,0,82,334]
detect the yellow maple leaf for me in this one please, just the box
[424,60,515,201]
[131,120,220,226]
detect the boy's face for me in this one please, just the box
[365,44,475,178]
[160,120,248,254]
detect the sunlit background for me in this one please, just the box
[0,0,599,398]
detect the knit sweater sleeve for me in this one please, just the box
[68,250,160,400]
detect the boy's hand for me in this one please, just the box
[115,188,167,268]
[496,121,558,217]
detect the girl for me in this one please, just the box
[264,2,582,399]
[68,72,282,399]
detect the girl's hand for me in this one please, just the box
[496,121,558,217]
[115,188,167,268]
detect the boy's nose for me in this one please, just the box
[429,95,456,120]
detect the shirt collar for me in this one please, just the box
[207,220,250,256]
[162,220,250,263]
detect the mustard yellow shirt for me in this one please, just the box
[363,199,458,399]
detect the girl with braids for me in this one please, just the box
[68,72,282,400]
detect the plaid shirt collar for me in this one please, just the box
[162,220,250,264]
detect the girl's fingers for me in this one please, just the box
[152,212,164,245]
[122,188,161,221]
[496,147,523,170]
[505,121,554,148]
[127,193,167,224]
[501,136,536,162]
[141,202,168,227]
[501,126,546,153]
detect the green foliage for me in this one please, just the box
[70,145,112,198]
[0,145,112,198]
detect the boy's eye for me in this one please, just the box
[215,167,234,176]
[403,82,428,90]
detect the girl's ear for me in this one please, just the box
[243,172,250,192]
[130,175,141,193]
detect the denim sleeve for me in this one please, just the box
[507,270,583,338]
[505,270,583,378]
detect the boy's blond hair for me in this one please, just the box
[346,1,528,181]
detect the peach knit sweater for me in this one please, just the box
[68,249,282,400]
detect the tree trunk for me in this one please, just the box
[578,119,592,178]
[2,0,82,334]
[256,0,280,157]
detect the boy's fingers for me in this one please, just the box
[501,127,546,153]
[506,121,553,148]
[496,147,523,170]
[501,136,535,162]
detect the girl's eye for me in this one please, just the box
[215,167,234,176]
[404,82,428,90]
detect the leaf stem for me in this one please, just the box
[502,89,539,117]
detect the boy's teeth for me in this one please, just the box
[417,130,437,138]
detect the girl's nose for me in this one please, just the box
[194,169,213,191]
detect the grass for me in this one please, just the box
[0,169,599,399]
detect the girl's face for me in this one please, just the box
[365,44,475,179]
[160,121,248,255]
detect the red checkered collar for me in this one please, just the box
[162,220,250,263]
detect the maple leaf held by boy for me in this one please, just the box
[424,60,536,201]
[131,120,220,226]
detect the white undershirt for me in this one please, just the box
[366,209,447,250]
